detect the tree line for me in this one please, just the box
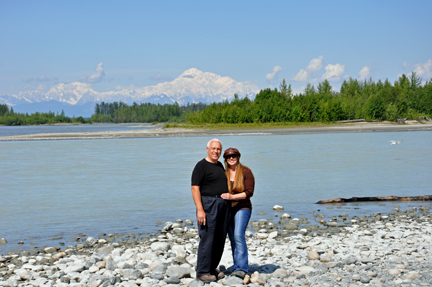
[0,105,85,125]
[187,73,432,124]
[90,101,207,123]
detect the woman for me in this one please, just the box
[221,147,255,279]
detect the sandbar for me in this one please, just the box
[1,121,431,141]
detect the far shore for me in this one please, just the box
[1,121,431,141]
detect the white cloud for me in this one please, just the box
[80,62,105,83]
[413,59,432,79]
[307,56,324,72]
[358,66,371,80]
[149,73,173,82]
[321,63,346,82]
[292,56,324,82]
[292,69,308,82]
[36,76,58,82]
[265,66,282,84]
[24,75,58,83]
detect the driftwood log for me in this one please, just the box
[316,195,432,204]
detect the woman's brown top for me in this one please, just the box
[230,166,255,210]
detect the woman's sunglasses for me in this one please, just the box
[226,155,238,159]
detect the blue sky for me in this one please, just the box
[1,0,431,96]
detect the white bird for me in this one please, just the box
[390,140,401,145]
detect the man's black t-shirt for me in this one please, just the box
[191,159,228,196]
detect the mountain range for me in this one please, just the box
[0,68,260,117]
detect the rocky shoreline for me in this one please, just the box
[1,205,432,286]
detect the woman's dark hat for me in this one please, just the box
[223,148,241,158]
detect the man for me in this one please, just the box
[191,139,231,283]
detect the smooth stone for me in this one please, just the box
[151,242,171,252]
[89,265,99,273]
[256,233,269,239]
[388,269,401,276]
[273,205,284,210]
[343,257,357,265]
[165,276,181,284]
[360,276,371,283]
[86,236,97,245]
[44,247,57,253]
[161,221,173,232]
[293,266,315,276]
[268,231,278,239]
[225,276,245,285]
[319,255,331,263]
[307,250,319,260]
[150,272,165,280]
[272,268,287,278]
[166,266,192,278]
[406,271,421,280]
[153,264,168,274]
[0,238,7,244]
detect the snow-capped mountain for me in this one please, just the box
[1,68,260,108]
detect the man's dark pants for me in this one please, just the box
[196,196,231,277]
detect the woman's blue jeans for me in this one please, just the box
[227,208,251,273]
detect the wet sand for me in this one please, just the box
[1,121,431,141]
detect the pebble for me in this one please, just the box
[1,207,432,286]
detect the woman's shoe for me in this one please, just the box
[231,270,246,279]
[216,271,226,280]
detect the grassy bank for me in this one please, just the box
[163,121,358,130]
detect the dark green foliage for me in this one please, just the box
[188,73,432,124]
[90,101,207,123]
[0,107,73,126]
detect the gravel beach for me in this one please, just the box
[1,121,432,141]
[1,205,432,286]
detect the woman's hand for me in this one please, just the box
[221,193,232,200]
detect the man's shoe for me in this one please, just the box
[231,270,246,279]
[197,274,217,283]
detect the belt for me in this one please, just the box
[202,195,221,198]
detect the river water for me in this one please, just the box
[1,126,431,254]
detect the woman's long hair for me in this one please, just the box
[224,157,244,194]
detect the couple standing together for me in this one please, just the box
[191,139,255,283]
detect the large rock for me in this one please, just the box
[224,276,244,285]
[86,236,97,245]
[151,242,171,252]
[44,247,57,254]
[273,205,284,210]
[166,266,192,278]
[161,221,173,232]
